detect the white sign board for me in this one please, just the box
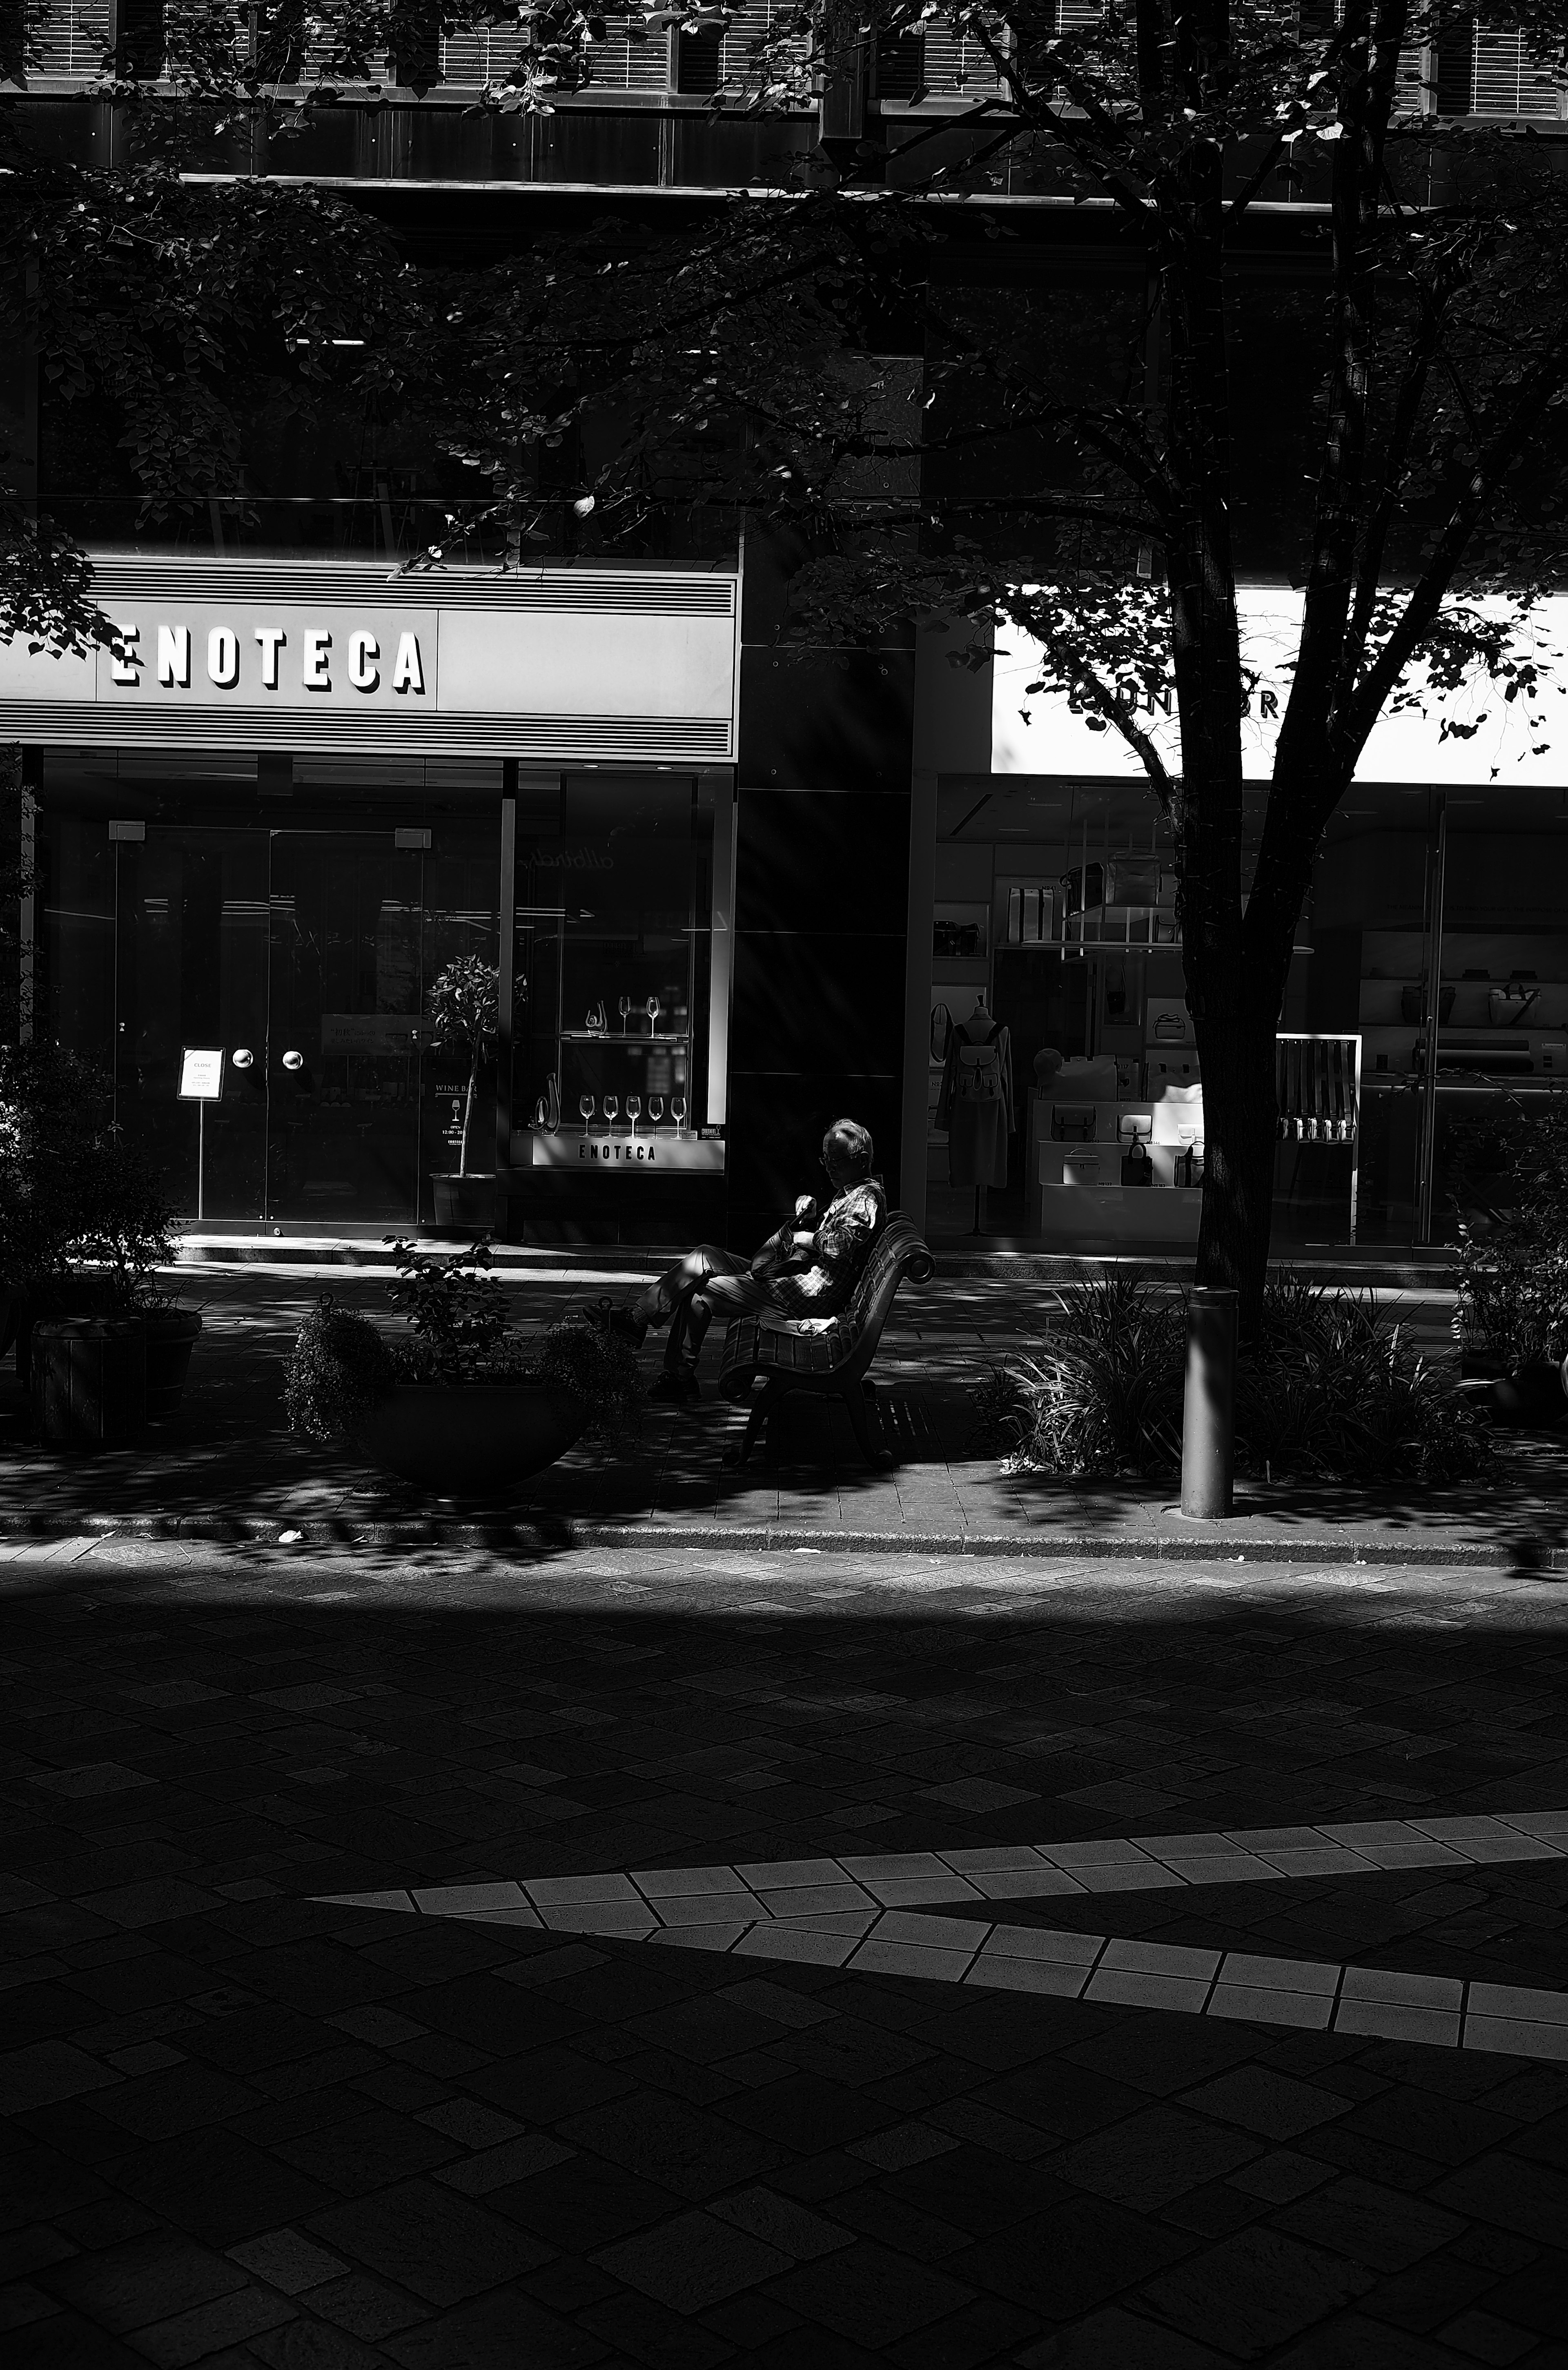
[178,1049,225,1102]
[0,559,740,763]
[993,588,1568,787]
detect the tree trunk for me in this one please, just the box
[1192,987,1283,1336]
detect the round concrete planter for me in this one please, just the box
[355,1381,585,1497]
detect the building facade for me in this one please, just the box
[6,11,1565,1251]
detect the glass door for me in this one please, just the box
[117,825,271,1220]
[266,832,425,1225]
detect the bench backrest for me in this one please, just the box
[831,1214,935,1381]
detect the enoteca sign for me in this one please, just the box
[102,604,435,708]
[0,556,740,762]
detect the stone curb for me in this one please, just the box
[2,1508,1561,1570]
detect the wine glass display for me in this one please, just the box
[670,1096,687,1134]
[645,995,660,1036]
[618,995,632,1036]
[579,1094,595,1128]
[602,1093,619,1130]
[625,1094,641,1135]
[647,1096,664,1129]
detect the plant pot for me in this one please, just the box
[431,1174,496,1232]
[13,1275,122,1384]
[31,1317,148,1451]
[144,1309,204,1419]
[1485,1362,1568,1430]
[354,1381,586,1498]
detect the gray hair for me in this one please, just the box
[822,1118,874,1180]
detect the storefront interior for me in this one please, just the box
[923,770,1568,1250]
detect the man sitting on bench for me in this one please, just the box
[624,1118,887,1402]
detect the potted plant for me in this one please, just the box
[283,1237,641,1498]
[1,1046,198,1446]
[427,955,508,1232]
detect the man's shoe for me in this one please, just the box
[648,1368,700,1404]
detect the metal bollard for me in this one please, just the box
[1181,1285,1238,1519]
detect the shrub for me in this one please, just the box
[0,1044,172,1306]
[284,1299,395,1442]
[968,1275,1184,1479]
[285,1252,642,1447]
[1451,1091,1568,1369]
[973,1270,1491,1486]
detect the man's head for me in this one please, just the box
[822,1118,874,1191]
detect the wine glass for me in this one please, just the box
[618,995,631,1036]
[579,1094,595,1128]
[625,1094,641,1135]
[647,1096,664,1129]
[602,1093,619,1130]
[645,995,659,1037]
[670,1096,687,1134]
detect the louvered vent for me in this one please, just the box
[1471,27,1560,115]
[85,561,737,614]
[26,0,109,75]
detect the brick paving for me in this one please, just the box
[4,1537,1568,2363]
[4,1265,1565,1565]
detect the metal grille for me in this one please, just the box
[0,702,737,757]
[85,561,738,613]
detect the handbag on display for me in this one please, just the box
[1051,1105,1098,1143]
[1121,1136,1153,1187]
[1490,985,1541,1027]
[1402,982,1455,1026]
[1104,856,1163,908]
[1056,1054,1119,1101]
[930,1002,952,1063]
[1033,1046,1064,1089]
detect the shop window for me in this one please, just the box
[674,25,724,93]
[117,0,165,77]
[875,31,925,98]
[254,0,305,83]
[513,773,728,1159]
[390,0,442,91]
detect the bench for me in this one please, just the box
[716,1214,936,1469]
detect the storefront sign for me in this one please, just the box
[0,557,741,762]
[524,1130,726,1173]
[993,588,1568,786]
[178,1048,225,1100]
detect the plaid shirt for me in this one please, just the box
[756,1178,887,1318]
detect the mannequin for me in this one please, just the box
[937,990,1015,1234]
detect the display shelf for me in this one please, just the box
[558,1029,692,1045]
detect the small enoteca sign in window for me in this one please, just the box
[102,604,438,708]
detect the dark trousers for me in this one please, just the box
[651,1245,780,1372]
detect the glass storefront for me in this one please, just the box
[503,770,733,1245]
[920,769,1568,1250]
[35,756,500,1226]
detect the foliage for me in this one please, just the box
[16,2,1568,1313]
[1450,1091,1568,1368]
[969,1276,1186,1479]
[426,958,502,1177]
[0,1043,173,1306]
[384,1235,508,1381]
[283,1298,396,1443]
[975,1270,1491,1486]
[285,1248,642,1444]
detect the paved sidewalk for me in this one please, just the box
[3,1267,1563,1568]
[4,1538,1568,2366]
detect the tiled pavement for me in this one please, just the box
[4,1265,1565,1564]
[5,1536,1568,2364]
